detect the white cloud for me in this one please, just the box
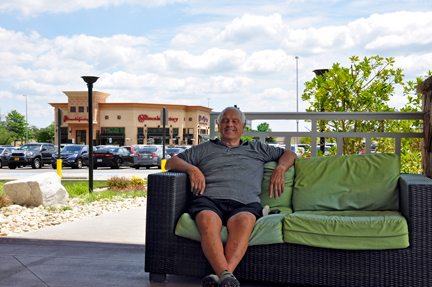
[0,0,190,16]
[215,13,285,44]
[98,71,254,94]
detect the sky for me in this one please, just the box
[0,0,431,131]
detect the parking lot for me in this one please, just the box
[0,165,161,180]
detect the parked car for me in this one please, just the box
[93,147,134,169]
[121,145,141,155]
[175,145,192,150]
[0,147,17,168]
[133,146,171,169]
[8,143,56,169]
[51,145,91,169]
[165,148,185,157]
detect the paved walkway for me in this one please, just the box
[1,206,288,287]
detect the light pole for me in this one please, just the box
[23,95,28,144]
[295,56,299,146]
[207,98,211,108]
[82,76,99,192]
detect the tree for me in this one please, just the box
[257,122,277,143]
[5,110,27,145]
[302,55,431,172]
[0,125,15,145]
[37,122,55,143]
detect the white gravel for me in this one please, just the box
[0,197,147,236]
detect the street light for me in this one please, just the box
[82,76,99,192]
[207,98,211,108]
[22,95,28,144]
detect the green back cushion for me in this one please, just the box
[293,153,400,211]
[260,161,295,208]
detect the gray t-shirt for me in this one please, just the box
[177,139,285,204]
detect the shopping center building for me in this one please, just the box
[49,91,212,146]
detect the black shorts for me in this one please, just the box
[188,196,262,226]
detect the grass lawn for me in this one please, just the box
[1,179,147,208]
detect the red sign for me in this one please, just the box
[138,114,178,123]
[64,116,88,122]
[199,115,209,125]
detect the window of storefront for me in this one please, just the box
[78,106,84,112]
[70,106,76,112]
[100,127,125,146]
[137,127,144,144]
[147,127,170,145]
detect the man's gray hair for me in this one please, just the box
[217,107,246,124]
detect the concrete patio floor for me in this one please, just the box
[1,206,298,287]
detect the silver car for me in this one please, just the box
[133,146,171,169]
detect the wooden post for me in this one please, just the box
[417,76,432,178]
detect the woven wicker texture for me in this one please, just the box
[145,172,432,287]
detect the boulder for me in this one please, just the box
[4,173,69,206]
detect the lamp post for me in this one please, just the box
[295,56,299,146]
[207,98,211,108]
[313,69,329,153]
[82,76,99,192]
[23,95,28,144]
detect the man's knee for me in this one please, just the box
[228,212,256,227]
[196,210,222,225]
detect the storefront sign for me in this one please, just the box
[199,115,209,125]
[138,114,178,123]
[63,116,88,122]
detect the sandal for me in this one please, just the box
[219,270,240,287]
[202,274,219,287]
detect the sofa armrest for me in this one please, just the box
[399,174,432,247]
[145,172,191,274]
[146,171,190,243]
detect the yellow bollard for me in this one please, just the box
[161,159,167,172]
[57,159,62,179]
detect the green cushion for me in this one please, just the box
[293,153,400,211]
[260,161,295,209]
[283,211,409,250]
[175,207,292,246]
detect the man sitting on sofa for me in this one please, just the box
[166,106,296,287]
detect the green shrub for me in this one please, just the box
[130,175,146,186]
[106,176,131,189]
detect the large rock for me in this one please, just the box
[4,173,69,206]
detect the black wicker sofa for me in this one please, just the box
[145,156,432,287]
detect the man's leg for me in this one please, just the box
[224,211,256,272]
[196,210,229,276]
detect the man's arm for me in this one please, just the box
[165,156,206,196]
[269,149,297,199]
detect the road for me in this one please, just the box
[0,165,162,181]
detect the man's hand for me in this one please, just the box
[269,166,285,199]
[166,156,206,195]
[268,149,296,199]
[189,166,206,196]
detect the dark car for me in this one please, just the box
[93,147,134,169]
[0,147,16,168]
[51,145,90,169]
[133,146,171,169]
[9,143,56,169]
[165,148,184,157]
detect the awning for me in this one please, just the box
[99,133,125,139]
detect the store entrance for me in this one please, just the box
[76,130,87,145]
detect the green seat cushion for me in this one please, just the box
[293,153,400,211]
[260,161,295,209]
[283,211,409,250]
[175,207,292,246]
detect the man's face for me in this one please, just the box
[217,109,245,142]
